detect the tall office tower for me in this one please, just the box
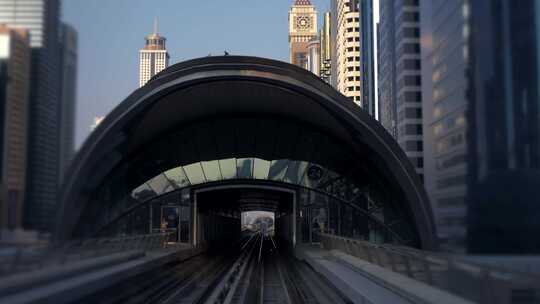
[420,0,469,252]
[58,23,77,183]
[0,0,62,233]
[331,0,361,106]
[139,21,169,87]
[466,1,540,253]
[360,0,375,116]
[422,0,540,254]
[319,12,332,83]
[375,21,380,118]
[288,0,318,69]
[306,38,320,75]
[377,1,396,138]
[0,25,30,235]
[378,0,423,181]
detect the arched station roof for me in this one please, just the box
[58,56,436,249]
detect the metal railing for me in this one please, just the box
[319,233,540,304]
[0,232,173,277]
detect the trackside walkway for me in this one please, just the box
[295,244,473,304]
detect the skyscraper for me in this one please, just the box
[421,0,540,254]
[377,1,396,138]
[319,12,332,83]
[0,0,63,233]
[331,0,362,106]
[378,0,423,181]
[0,25,30,235]
[420,0,469,252]
[0,0,54,48]
[58,23,77,183]
[288,0,318,70]
[306,37,320,75]
[466,0,540,253]
[360,0,375,116]
[139,20,169,88]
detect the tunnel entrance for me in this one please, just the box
[86,188,356,304]
[61,56,436,250]
[193,186,296,248]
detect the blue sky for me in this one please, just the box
[63,0,377,147]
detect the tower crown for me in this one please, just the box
[294,0,311,5]
[144,18,166,50]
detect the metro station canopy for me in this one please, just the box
[58,56,436,249]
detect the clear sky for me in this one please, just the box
[63,0,377,148]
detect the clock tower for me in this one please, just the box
[288,0,318,69]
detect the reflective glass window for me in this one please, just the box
[131,183,156,202]
[219,158,237,179]
[283,161,303,184]
[236,158,254,179]
[183,163,206,184]
[201,160,222,181]
[164,167,191,188]
[268,159,289,181]
[253,158,271,179]
[147,174,175,194]
[180,188,191,204]
[296,162,309,184]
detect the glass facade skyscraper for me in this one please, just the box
[58,23,77,183]
[0,25,30,234]
[420,0,470,252]
[0,0,47,48]
[377,0,396,138]
[360,0,375,117]
[467,0,540,253]
[422,0,540,253]
[378,0,424,180]
[0,0,63,233]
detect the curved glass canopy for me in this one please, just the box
[85,157,414,245]
[132,158,340,202]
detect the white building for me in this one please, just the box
[331,0,362,106]
[306,38,320,75]
[139,21,169,87]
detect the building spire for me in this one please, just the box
[153,17,158,34]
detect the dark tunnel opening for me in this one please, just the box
[194,187,295,250]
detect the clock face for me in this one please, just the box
[296,16,311,30]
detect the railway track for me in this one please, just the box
[80,232,350,304]
[198,233,351,304]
